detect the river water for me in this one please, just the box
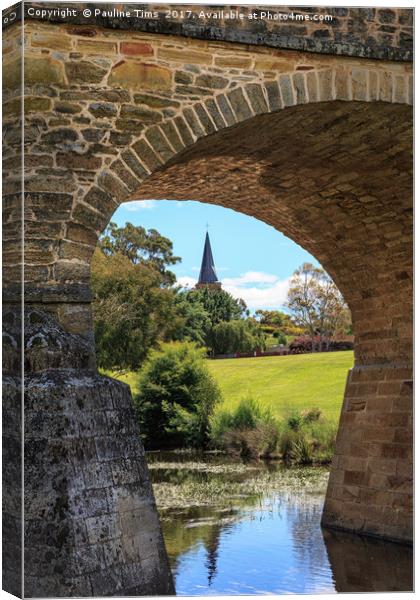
[148,452,413,595]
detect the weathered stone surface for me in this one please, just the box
[16,4,413,61]
[121,41,153,56]
[7,57,65,87]
[132,138,162,171]
[264,81,283,112]
[88,102,117,118]
[195,74,229,89]
[293,72,308,104]
[279,74,294,106]
[76,39,117,54]
[158,47,211,65]
[108,61,172,91]
[65,60,108,84]
[54,101,82,114]
[56,152,102,170]
[173,115,195,146]
[244,83,268,114]
[19,309,174,596]
[41,128,79,144]
[134,93,179,109]
[227,87,253,121]
[120,104,162,124]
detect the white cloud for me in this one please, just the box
[176,270,290,309]
[223,278,290,309]
[177,276,197,288]
[123,200,157,211]
[222,271,278,286]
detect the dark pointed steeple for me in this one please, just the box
[196,232,221,289]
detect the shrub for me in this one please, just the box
[210,397,279,457]
[278,428,300,461]
[207,319,266,355]
[301,407,322,423]
[134,342,221,450]
[288,334,354,354]
[222,423,279,459]
[286,412,303,431]
[291,436,314,465]
[275,331,288,346]
[309,421,337,463]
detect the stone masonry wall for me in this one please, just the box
[1,10,413,596]
[4,3,414,61]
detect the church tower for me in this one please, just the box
[195,232,222,290]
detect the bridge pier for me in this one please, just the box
[322,364,413,543]
[3,308,174,597]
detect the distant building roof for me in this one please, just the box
[198,232,219,285]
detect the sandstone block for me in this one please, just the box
[279,74,295,107]
[204,98,226,130]
[121,42,153,56]
[56,152,102,171]
[159,121,185,152]
[173,116,195,145]
[293,73,308,104]
[133,94,180,109]
[31,32,72,51]
[65,61,108,85]
[76,39,117,54]
[120,104,162,124]
[110,160,140,192]
[215,94,236,126]
[121,149,149,181]
[214,55,252,69]
[194,104,216,134]
[109,61,172,91]
[24,57,65,87]
[158,48,211,65]
[88,102,118,118]
[145,127,176,162]
[351,68,368,101]
[54,101,82,114]
[244,83,268,114]
[227,88,253,121]
[98,170,131,201]
[195,74,228,89]
[264,81,283,111]
[132,139,162,172]
[183,107,205,137]
[318,70,334,101]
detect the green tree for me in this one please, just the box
[207,319,266,355]
[92,249,183,371]
[186,287,247,326]
[255,309,303,337]
[99,221,180,284]
[134,342,222,449]
[286,263,351,351]
[172,290,212,346]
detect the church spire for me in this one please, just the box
[196,232,221,289]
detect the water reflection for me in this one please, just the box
[150,453,413,595]
[323,528,413,593]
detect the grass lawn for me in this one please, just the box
[207,351,354,423]
[107,350,353,424]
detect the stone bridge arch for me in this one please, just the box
[2,7,413,597]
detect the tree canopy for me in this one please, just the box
[286,263,351,350]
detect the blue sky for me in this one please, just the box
[112,199,319,312]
